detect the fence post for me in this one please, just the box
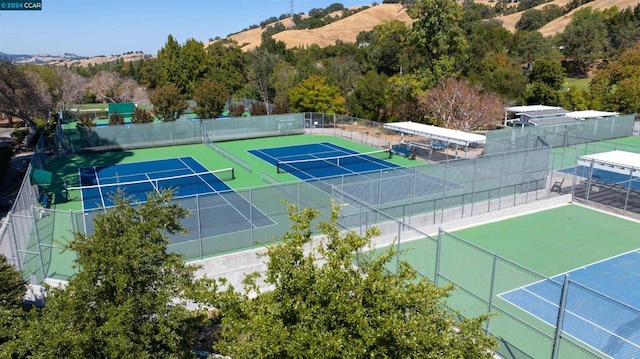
[250,188,255,248]
[9,214,22,272]
[498,151,505,210]
[552,275,570,359]
[396,221,401,274]
[434,228,443,286]
[196,195,203,260]
[486,254,499,335]
[30,206,46,282]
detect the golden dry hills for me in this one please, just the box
[219,0,638,53]
[220,3,414,51]
[495,0,639,35]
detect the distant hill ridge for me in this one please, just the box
[6,0,637,64]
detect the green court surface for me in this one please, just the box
[36,135,416,281]
[377,204,640,358]
[450,204,640,276]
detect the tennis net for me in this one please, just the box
[67,168,235,206]
[277,149,392,174]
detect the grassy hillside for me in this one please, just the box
[218,0,637,53]
[498,0,638,35]
[215,4,413,51]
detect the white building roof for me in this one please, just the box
[565,110,619,119]
[577,150,640,176]
[505,105,563,113]
[383,122,486,146]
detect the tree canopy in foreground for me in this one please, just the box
[213,202,497,358]
[0,191,207,358]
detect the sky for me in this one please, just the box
[0,0,369,57]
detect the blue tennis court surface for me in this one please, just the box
[500,250,640,357]
[77,157,275,240]
[562,165,640,190]
[248,142,400,180]
[78,157,233,210]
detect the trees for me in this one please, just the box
[1,192,207,358]
[348,71,389,122]
[0,61,50,137]
[406,0,469,85]
[420,78,502,131]
[193,79,230,119]
[0,254,26,309]
[0,254,27,349]
[157,34,184,90]
[131,107,154,123]
[214,203,497,358]
[180,38,210,97]
[560,8,608,77]
[367,20,412,76]
[149,84,188,121]
[288,75,346,113]
[590,43,640,113]
[206,39,248,95]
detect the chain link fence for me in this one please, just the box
[3,112,640,358]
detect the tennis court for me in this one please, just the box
[248,142,399,180]
[561,165,640,190]
[382,204,640,358]
[500,250,640,357]
[73,157,235,210]
[68,156,274,241]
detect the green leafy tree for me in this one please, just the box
[348,70,390,122]
[1,192,208,358]
[560,8,608,77]
[526,81,562,106]
[509,30,552,69]
[367,20,412,76]
[516,9,547,31]
[270,62,298,108]
[288,75,346,113]
[157,34,184,90]
[560,86,589,110]
[214,203,497,358]
[590,43,640,113]
[0,254,28,349]
[605,8,640,56]
[0,61,51,137]
[385,74,428,122]
[131,107,154,123]
[467,54,528,103]
[406,0,469,85]
[0,254,26,309]
[150,84,188,121]
[193,79,230,119]
[180,38,210,97]
[206,39,248,94]
[529,58,565,90]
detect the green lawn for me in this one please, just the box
[563,77,590,91]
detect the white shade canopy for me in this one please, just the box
[384,122,486,146]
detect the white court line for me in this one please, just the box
[501,286,639,357]
[573,202,640,224]
[182,157,273,229]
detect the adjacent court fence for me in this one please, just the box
[335,193,639,358]
[58,113,305,153]
[485,114,635,155]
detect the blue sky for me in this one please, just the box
[0,0,369,56]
